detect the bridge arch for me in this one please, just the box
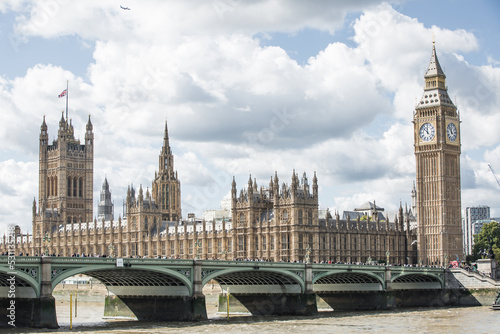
[313,270,385,292]
[391,272,443,289]
[0,269,39,298]
[52,265,193,295]
[202,267,305,294]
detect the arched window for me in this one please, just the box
[47,177,51,196]
[79,178,83,197]
[73,177,77,197]
[239,213,245,227]
[298,210,303,225]
[54,176,57,196]
[308,210,313,225]
[283,210,288,222]
[67,177,72,196]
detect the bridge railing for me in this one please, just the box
[0,256,446,275]
[0,255,41,264]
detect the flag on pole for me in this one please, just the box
[58,89,67,98]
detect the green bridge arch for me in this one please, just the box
[0,267,40,298]
[391,272,444,288]
[201,267,306,293]
[51,264,194,295]
[312,269,386,289]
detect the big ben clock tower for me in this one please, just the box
[414,42,463,266]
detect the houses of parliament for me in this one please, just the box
[1,44,463,266]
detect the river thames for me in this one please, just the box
[5,297,498,334]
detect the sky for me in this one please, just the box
[1,0,500,234]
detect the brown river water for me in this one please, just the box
[5,285,499,333]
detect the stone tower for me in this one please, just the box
[151,119,181,221]
[33,113,94,254]
[414,42,462,265]
[97,177,113,221]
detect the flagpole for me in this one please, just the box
[66,80,69,121]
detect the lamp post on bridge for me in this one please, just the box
[221,248,227,260]
[305,245,311,264]
[386,250,390,265]
[108,243,115,258]
[194,240,202,260]
[43,232,51,256]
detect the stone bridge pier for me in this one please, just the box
[117,260,207,321]
[0,256,58,328]
[213,264,318,316]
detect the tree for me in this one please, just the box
[471,221,500,262]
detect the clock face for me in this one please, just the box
[447,123,457,142]
[419,122,435,142]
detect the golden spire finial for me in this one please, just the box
[432,31,435,44]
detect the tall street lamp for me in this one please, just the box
[305,245,311,264]
[43,232,51,256]
[194,240,202,260]
[108,243,115,258]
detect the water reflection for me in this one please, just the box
[5,295,498,333]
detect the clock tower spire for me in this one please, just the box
[414,42,462,266]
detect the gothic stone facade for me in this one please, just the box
[230,172,416,264]
[8,46,471,265]
[2,116,416,264]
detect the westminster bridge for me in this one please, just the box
[0,256,459,328]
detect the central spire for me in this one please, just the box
[416,42,454,110]
[424,41,445,79]
[159,118,174,173]
[163,119,170,152]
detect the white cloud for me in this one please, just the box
[0,160,37,232]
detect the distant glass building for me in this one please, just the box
[463,206,490,255]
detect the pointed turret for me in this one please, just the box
[86,114,93,132]
[59,111,66,128]
[425,41,445,79]
[231,176,237,209]
[102,177,109,191]
[40,116,48,148]
[416,42,454,109]
[138,184,144,204]
[313,171,318,198]
[398,202,404,232]
[163,119,170,151]
[32,197,37,217]
[158,119,175,175]
[291,169,297,191]
[411,181,417,216]
[58,111,67,140]
[98,177,113,221]
[85,114,94,148]
[41,115,47,132]
[247,174,253,204]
